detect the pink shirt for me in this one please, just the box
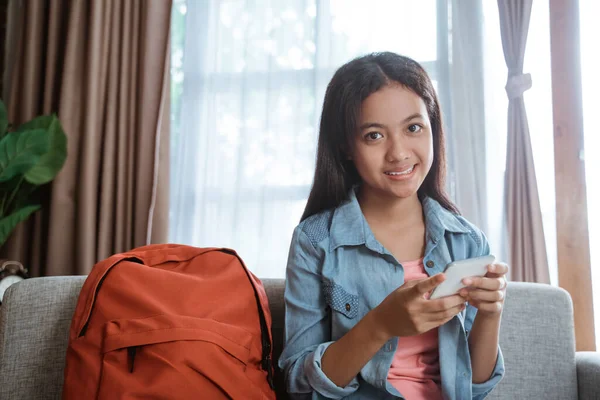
[387,258,443,400]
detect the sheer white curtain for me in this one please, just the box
[170,0,489,277]
[448,0,489,236]
[170,0,319,279]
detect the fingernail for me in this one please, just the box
[463,278,472,285]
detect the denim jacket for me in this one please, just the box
[279,189,505,399]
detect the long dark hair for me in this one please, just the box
[301,52,459,221]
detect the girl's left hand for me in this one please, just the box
[459,263,509,316]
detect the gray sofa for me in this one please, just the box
[0,277,599,399]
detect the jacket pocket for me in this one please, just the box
[323,281,359,319]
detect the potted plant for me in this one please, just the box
[0,99,67,295]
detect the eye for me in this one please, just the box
[408,124,423,133]
[364,132,383,141]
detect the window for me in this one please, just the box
[579,0,600,350]
[170,0,452,277]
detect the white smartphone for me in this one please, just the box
[429,255,496,300]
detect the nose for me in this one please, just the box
[385,135,410,163]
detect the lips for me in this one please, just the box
[384,165,415,176]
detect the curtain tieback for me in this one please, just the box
[505,73,532,100]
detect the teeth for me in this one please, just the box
[386,166,414,176]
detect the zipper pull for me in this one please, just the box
[128,346,137,373]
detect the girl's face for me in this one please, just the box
[351,84,434,201]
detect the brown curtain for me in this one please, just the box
[497,0,550,283]
[0,0,7,96]
[1,0,171,276]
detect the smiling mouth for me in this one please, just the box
[384,165,415,176]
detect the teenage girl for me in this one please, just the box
[279,52,507,400]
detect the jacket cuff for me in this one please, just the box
[304,342,360,399]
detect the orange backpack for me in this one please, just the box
[62,244,275,399]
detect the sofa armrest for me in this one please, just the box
[576,351,600,400]
[0,276,86,400]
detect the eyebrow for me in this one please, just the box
[359,113,425,130]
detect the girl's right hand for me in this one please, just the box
[373,274,466,339]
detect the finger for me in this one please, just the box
[462,276,505,291]
[421,316,453,334]
[486,262,509,277]
[413,274,445,296]
[427,302,466,322]
[465,289,504,303]
[402,278,425,289]
[422,305,465,331]
[423,294,465,312]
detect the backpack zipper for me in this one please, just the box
[78,272,111,337]
[220,249,275,389]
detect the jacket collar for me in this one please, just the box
[329,187,468,252]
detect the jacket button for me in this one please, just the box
[426,260,435,268]
[345,303,351,311]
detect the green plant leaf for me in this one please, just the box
[0,100,7,139]
[18,115,68,185]
[0,204,41,248]
[0,130,49,182]
[15,114,54,132]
